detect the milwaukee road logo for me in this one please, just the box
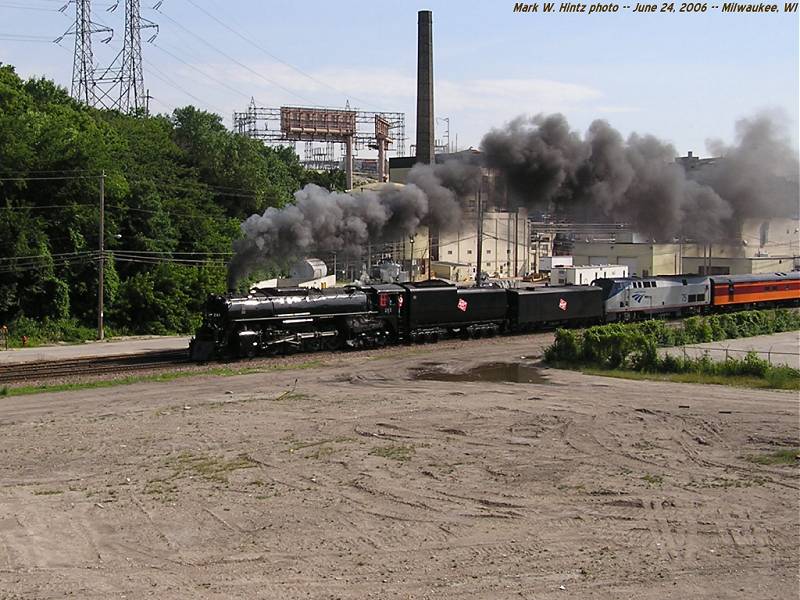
[457,299,468,312]
[558,298,568,311]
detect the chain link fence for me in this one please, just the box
[662,342,800,368]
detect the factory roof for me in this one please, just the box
[389,148,481,169]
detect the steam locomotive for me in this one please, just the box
[189,271,799,361]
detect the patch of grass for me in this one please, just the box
[288,436,354,453]
[642,473,664,486]
[579,367,800,391]
[687,476,766,489]
[0,360,323,398]
[32,489,63,496]
[368,347,435,360]
[270,391,309,402]
[745,448,799,465]
[167,451,258,484]
[307,446,335,460]
[369,444,415,462]
[632,440,656,450]
[144,479,179,498]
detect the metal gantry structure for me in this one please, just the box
[233,99,407,177]
[58,0,156,113]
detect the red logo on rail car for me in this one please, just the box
[457,299,468,312]
[558,298,568,311]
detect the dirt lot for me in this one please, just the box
[0,333,797,599]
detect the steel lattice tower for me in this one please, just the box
[58,0,113,106]
[119,0,157,113]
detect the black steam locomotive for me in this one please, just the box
[189,280,602,361]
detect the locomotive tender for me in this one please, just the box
[189,272,799,361]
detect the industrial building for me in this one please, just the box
[572,218,800,277]
[376,208,535,283]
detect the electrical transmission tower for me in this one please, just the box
[57,0,157,113]
[119,0,158,113]
[56,0,113,106]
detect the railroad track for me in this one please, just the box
[0,349,190,384]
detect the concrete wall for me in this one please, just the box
[682,256,798,275]
[572,242,682,277]
[575,239,799,276]
[437,209,532,277]
[739,217,800,258]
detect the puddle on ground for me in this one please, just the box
[410,362,552,384]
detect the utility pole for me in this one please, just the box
[98,171,105,341]
[475,185,484,287]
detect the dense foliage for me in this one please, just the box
[544,309,800,388]
[0,64,344,343]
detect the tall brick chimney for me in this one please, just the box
[416,10,434,165]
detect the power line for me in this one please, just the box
[153,6,320,106]
[0,3,60,12]
[0,175,103,182]
[152,40,252,101]
[142,56,229,114]
[0,250,98,262]
[113,249,232,255]
[0,37,55,43]
[0,169,99,175]
[0,204,97,210]
[181,0,379,110]
[0,33,55,40]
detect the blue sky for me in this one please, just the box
[1,0,798,159]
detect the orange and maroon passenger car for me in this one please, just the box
[710,272,800,308]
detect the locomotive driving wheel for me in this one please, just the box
[325,333,343,351]
[304,337,323,352]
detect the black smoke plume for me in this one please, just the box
[481,112,798,241]
[227,162,480,287]
[228,112,798,287]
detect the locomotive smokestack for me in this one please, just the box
[416,10,435,165]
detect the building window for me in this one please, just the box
[447,250,453,255]
[486,249,491,254]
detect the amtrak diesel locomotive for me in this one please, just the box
[189,272,799,361]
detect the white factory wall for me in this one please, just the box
[550,265,629,286]
[572,242,682,277]
[438,209,532,277]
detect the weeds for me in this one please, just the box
[544,309,800,390]
[167,451,258,483]
[642,474,664,486]
[32,489,63,496]
[369,445,415,462]
[745,448,799,465]
[0,360,323,398]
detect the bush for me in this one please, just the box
[683,316,713,343]
[4,316,98,347]
[542,309,800,381]
[544,329,581,363]
[628,337,658,371]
